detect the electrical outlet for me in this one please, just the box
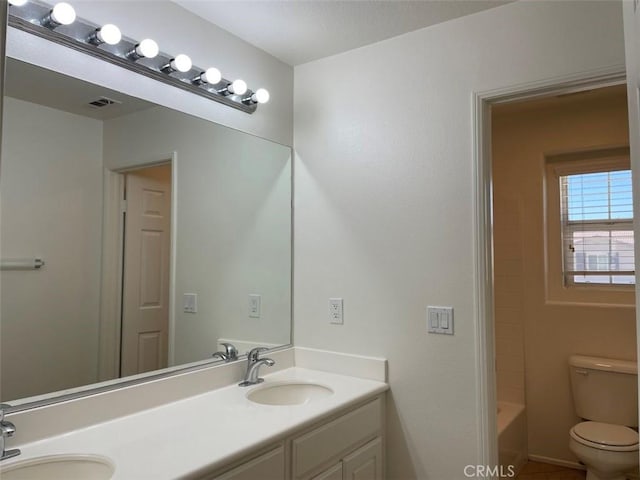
[183,293,198,313]
[249,294,261,318]
[329,298,343,324]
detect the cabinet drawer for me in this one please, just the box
[212,445,285,480]
[293,398,381,478]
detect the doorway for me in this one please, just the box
[491,85,633,477]
[119,164,172,377]
[472,68,631,477]
[98,161,174,381]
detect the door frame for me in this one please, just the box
[472,66,626,470]
[98,152,178,381]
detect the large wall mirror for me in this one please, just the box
[0,54,292,407]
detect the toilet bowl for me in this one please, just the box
[568,356,639,480]
[569,421,638,480]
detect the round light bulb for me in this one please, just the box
[9,0,28,6]
[229,79,247,95]
[135,39,159,59]
[252,88,270,104]
[170,54,192,73]
[201,67,222,84]
[96,24,121,45]
[51,2,76,25]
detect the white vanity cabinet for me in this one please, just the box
[292,397,383,480]
[211,445,286,480]
[207,395,385,480]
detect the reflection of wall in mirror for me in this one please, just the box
[103,106,292,366]
[1,97,104,401]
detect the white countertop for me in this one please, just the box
[1,367,388,479]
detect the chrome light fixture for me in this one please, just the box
[195,67,222,85]
[128,39,159,60]
[90,24,121,46]
[162,54,192,74]
[8,0,269,114]
[245,88,270,105]
[218,79,247,96]
[43,2,75,27]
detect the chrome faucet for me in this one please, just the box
[0,404,20,461]
[212,342,238,362]
[239,347,275,387]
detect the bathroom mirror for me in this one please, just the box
[0,57,292,407]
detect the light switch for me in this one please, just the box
[183,293,197,313]
[427,306,454,335]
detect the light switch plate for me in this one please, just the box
[249,294,261,318]
[183,293,197,313]
[329,298,343,324]
[427,306,454,335]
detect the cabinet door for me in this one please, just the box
[213,446,285,480]
[311,462,343,480]
[342,438,382,480]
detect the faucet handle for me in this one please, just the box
[247,347,269,363]
[0,404,10,422]
[220,343,238,361]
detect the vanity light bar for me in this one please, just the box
[7,0,270,114]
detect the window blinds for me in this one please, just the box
[560,169,635,285]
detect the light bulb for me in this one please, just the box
[200,68,222,85]
[134,39,159,59]
[50,2,76,25]
[96,24,121,45]
[170,54,192,73]
[9,0,28,6]
[252,88,270,104]
[228,79,247,95]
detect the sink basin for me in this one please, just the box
[247,381,333,406]
[0,454,114,480]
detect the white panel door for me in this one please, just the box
[121,164,171,377]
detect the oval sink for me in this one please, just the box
[0,454,114,480]
[247,381,333,406]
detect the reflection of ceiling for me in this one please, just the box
[4,58,157,120]
[173,0,512,66]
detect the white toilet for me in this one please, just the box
[569,355,639,480]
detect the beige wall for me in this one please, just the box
[492,86,635,465]
[0,97,104,401]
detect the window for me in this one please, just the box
[545,148,634,299]
[560,169,634,285]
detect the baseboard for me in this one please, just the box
[528,454,585,471]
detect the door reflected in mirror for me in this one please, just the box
[0,58,292,405]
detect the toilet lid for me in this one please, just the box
[573,422,638,447]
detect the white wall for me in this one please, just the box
[1,97,103,401]
[103,106,292,364]
[626,0,640,401]
[6,0,293,146]
[293,2,626,478]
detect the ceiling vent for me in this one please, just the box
[88,97,121,108]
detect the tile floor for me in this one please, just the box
[515,461,586,480]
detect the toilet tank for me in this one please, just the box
[569,355,638,427]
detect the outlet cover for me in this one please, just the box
[249,294,261,318]
[329,298,344,324]
[427,306,454,335]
